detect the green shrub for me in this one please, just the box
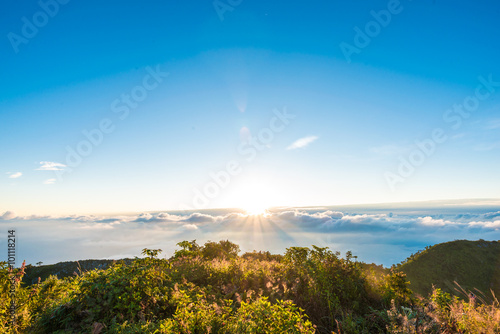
[382,269,414,308]
[226,297,315,334]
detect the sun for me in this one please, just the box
[240,191,273,215]
[218,173,284,216]
[226,178,274,216]
[243,203,269,216]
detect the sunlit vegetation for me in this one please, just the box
[1,240,499,333]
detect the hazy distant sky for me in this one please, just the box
[1,0,500,215]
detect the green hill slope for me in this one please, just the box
[398,239,500,298]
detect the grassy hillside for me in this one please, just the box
[398,239,500,299]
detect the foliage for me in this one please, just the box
[241,250,283,262]
[226,297,315,333]
[173,239,240,260]
[281,245,381,333]
[173,240,200,259]
[382,269,414,308]
[387,285,500,333]
[1,239,500,333]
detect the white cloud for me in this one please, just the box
[183,224,198,230]
[0,211,17,220]
[133,212,222,224]
[418,216,452,226]
[36,161,66,171]
[468,220,500,230]
[7,172,22,179]
[286,136,318,150]
[43,178,56,185]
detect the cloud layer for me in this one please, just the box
[2,206,500,267]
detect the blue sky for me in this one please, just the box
[1,0,500,215]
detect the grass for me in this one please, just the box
[398,240,500,299]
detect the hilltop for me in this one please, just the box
[398,239,500,299]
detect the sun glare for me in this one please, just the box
[229,179,274,216]
[244,203,269,216]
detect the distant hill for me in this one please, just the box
[398,239,500,299]
[23,258,132,285]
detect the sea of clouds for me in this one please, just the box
[2,202,500,267]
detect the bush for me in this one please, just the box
[387,285,500,333]
[227,297,315,333]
